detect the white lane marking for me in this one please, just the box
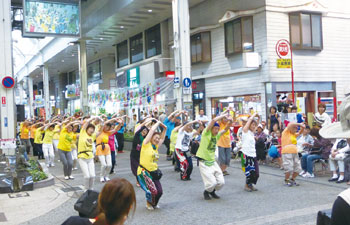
[223,203,332,225]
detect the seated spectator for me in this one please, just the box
[268,129,283,169]
[62,178,136,225]
[328,139,350,183]
[296,125,314,156]
[300,128,333,178]
[255,124,268,162]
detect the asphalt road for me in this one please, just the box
[19,146,348,225]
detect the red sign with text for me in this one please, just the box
[2,97,6,105]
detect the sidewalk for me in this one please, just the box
[0,182,73,225]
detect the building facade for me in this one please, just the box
[14,0,350,121]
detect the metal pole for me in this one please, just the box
[27,77,34,118]
[172,0,192,111]
[43,64,50,120]
[172,0,182,110]
[78,40,89,114]
[290,41,295,104]
[0,0,16,140]
[178,0,192,104]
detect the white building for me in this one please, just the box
[14,0,350,121]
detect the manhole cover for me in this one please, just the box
[8,192,30,198]
[61,186,82,193]
[0,212,7,222]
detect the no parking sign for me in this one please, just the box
[2,76,15,89]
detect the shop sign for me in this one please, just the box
[66,85,78,99]
[127,67,140,89]
[277,59,292,68]
[34,95,44,107]
[165,71,175,80]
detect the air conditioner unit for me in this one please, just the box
[243,52,261,68]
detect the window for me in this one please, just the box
[289,13,322,49]
[224,17,253,56]
[87,60,101,83]
[190,32,211,64]
[130,33,143,63]
[145,24,161,58]
[117,40,128,68]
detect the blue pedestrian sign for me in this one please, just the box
[183,78,192,88]
[2,76,15,89]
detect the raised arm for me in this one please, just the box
[110,118,124,134]
[82,117,95,131]
[243,113,258,133]
[143,121,160,145]
[207,114,227,131]
[167,110,180,121]
[219,118,233,136]
[158,122,167,146]
[180,120,199,132]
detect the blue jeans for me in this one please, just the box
[301,154,322,174]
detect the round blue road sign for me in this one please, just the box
[183,78,192,88]
[2,76,15,89]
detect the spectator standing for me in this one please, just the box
[196,109,209,125]
[268,106,282,133]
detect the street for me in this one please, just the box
[2,147,344,225]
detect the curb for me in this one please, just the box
[34,163,55,189]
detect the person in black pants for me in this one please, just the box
[331,188,350,225]
[115,116,127,153]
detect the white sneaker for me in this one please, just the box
[303,172,315,178]
[64,176,69,180]
[299,171,306,176]
[51,163,55,167]
[69,176,75,180]
[100,177,105,183]
[72,167,78,171]
[46,164,50,168]
[104,177,110,182]
[154,204,160,209]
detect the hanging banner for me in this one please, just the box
[88,77,175,110]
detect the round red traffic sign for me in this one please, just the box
[2,76,15,89]
[276,40,290,58]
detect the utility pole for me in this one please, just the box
[78,40,89,114]
[0,0,16,149]
[172,0,192,112]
